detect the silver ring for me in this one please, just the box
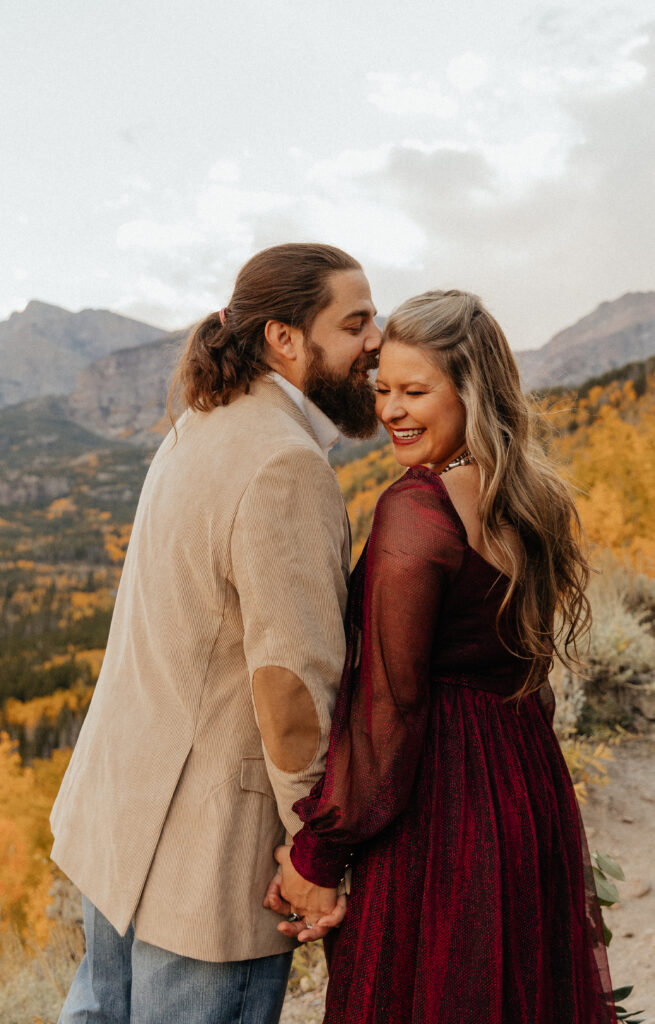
[287,912,301,923]
[305,922,316,929]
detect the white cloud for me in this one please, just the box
[109,18,655,349]
[447,52,489,94]
[308,146,394,190]
[116,219,205,250]
[208,160,241,184]
[301,196,426,269]
[366,73,458,119]
[112,163,427,326]
[358,33,655,347]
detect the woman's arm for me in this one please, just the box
[289,470,466,888]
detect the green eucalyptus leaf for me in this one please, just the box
[593,867,619,904]
[595,852,626,881]
[612,986,633,1001]
[602,918,613,946]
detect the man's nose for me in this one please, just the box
[363,321,382,351]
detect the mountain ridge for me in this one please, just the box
[0,300,173,408]
[515,291,655,390]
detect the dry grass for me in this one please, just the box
[0,922,84,1024]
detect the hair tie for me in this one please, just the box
[218,307,228,326]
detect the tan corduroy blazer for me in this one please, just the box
[50,378,350,962]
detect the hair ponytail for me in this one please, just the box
[168,309,268,419]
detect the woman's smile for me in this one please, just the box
[375,341,467,471]
[390,427,426,445]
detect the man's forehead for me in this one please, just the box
[327,270,376,317]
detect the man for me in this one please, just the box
[51,243,381,1023]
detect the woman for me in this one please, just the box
[273,291,616,1023]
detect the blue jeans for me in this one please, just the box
[59,896,293,1024]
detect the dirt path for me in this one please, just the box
[581,735,655,1023]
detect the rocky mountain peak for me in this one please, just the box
[0,301,172,409]
[516,291,655,390]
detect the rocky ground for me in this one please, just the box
[582,735,655,1022]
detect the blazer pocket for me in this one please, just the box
[240,756,275,799]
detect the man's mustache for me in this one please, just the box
[351,352,379,375]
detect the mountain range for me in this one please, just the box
[515,291,655,390]
[0,300,170,408]
[1,290,654,453]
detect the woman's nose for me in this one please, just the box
[378,394,406,423]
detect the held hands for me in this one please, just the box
[263,845,346,943]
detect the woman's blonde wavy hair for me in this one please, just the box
[383,289,590,701]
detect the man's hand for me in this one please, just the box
[263,846,346,942]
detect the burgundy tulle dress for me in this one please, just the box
[291,466,616,1024]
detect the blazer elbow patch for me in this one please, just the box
[252,666,320,772]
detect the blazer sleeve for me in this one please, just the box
[230,444,349,835]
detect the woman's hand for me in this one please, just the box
[264,845,346,941]
[263,861,346,942]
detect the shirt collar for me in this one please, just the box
[267,372,339,460]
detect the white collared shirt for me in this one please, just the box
[267,372,339,461]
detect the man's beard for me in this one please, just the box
[302,340,379,439]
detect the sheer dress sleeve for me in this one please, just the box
[290,469,466,886]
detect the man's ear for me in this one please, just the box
[265,320,304,373]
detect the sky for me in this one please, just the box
[1,0,653,350]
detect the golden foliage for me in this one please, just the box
[103,524,132,564]
[45,497,77,520]
[69,590,109,620]
[542,370,655,572]
[560,737,615,803]
[4,686,93,729]
[76,649,105,677]
[336,444,403,562]
[0,734,70,942]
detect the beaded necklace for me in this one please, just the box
[439,448,476,474]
